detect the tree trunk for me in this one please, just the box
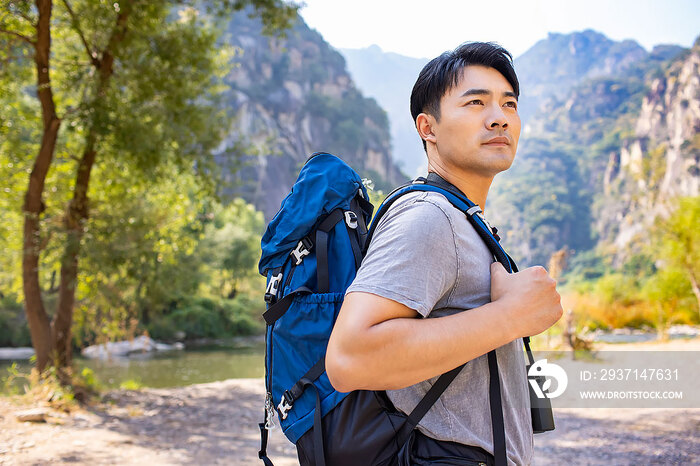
[22,0,60,372]
[688,270,700,318]
[53,137,96,368]
[52,2,132,369]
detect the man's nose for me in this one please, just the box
[486,105,508,129]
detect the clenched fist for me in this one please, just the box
[490,262,563,338]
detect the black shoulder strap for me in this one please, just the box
[397,362,464,445]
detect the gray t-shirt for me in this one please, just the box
[346,191,533,466]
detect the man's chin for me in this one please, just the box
[482,157,515,176]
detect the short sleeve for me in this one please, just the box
[346,193,458,317]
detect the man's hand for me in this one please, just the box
[490,262,563,339]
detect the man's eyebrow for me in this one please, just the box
[460,88,491,97]
[460,89,519,100]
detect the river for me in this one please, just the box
[0,343,265,390]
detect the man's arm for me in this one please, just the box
[326,262,563,392]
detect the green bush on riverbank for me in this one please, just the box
[148,295,263,341]
[560,197,700,336]
[0,296,30,347]
[0,196,268,351]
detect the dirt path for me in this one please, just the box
[1,338,698,465]
[0,379,297,466]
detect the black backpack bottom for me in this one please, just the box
[296,390,407,466]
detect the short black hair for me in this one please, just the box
[410,42,519,150]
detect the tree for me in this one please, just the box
[0,0,298,374]
[196,198,265,299]
[1,0,63,373]
[654,196,700,315]
[641,267,694,340]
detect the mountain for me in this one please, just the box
[216,14,406,219]
[340,45,429,177]
[515,30,649,123]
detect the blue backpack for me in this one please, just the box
[257,153,552,466]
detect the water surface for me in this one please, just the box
[0,344,265,389]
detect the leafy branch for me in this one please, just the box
[60,0,99,67]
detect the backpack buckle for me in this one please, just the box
[264,393,276,430]
[277,391,294,420]
[264,273,283,304]
[290,237,313,265]
[344,211,358,229]
[467,206,499,239]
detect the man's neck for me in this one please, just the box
[426,161,494,211]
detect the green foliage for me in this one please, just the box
[564,197,699,332]
[0,362,96,405]
[655,197,700,279]
[208,0,299,36]
[303,89,389,154]
[0,294,30,347]
[490,138,591,266]
[119,378,143,390]
[1,362,30,396]
[72,181,266,346]
[641,267,693,309]
[0,312,31,348]
[594,273,638,306]
[78,367,102,392]
[148,294,263,340]
[0,1,297,354]
[196,198,265,298]
[621,253,656,279]
[68,158,266,346]
[565,250,609,284]
[653,196,700,314]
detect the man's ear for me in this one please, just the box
[416,113,437,145]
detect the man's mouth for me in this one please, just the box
[483,136,510,146]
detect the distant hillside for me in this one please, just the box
[515,30,651,123]
[340,45,429,177]
[217,15,406,219]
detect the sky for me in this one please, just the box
[299,0,700,59]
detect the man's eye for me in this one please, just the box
[504,101,518,109]
[466,99,483,105]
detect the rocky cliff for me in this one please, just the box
[599,40,700,260]
[216,13,406,219]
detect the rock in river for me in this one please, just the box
[0,347,35,360]
[81,336,184,360]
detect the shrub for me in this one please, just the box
[146,294,263,341]
[0,296,31,347]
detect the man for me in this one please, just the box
[325,42,563,465]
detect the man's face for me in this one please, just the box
[429,65,521,178]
